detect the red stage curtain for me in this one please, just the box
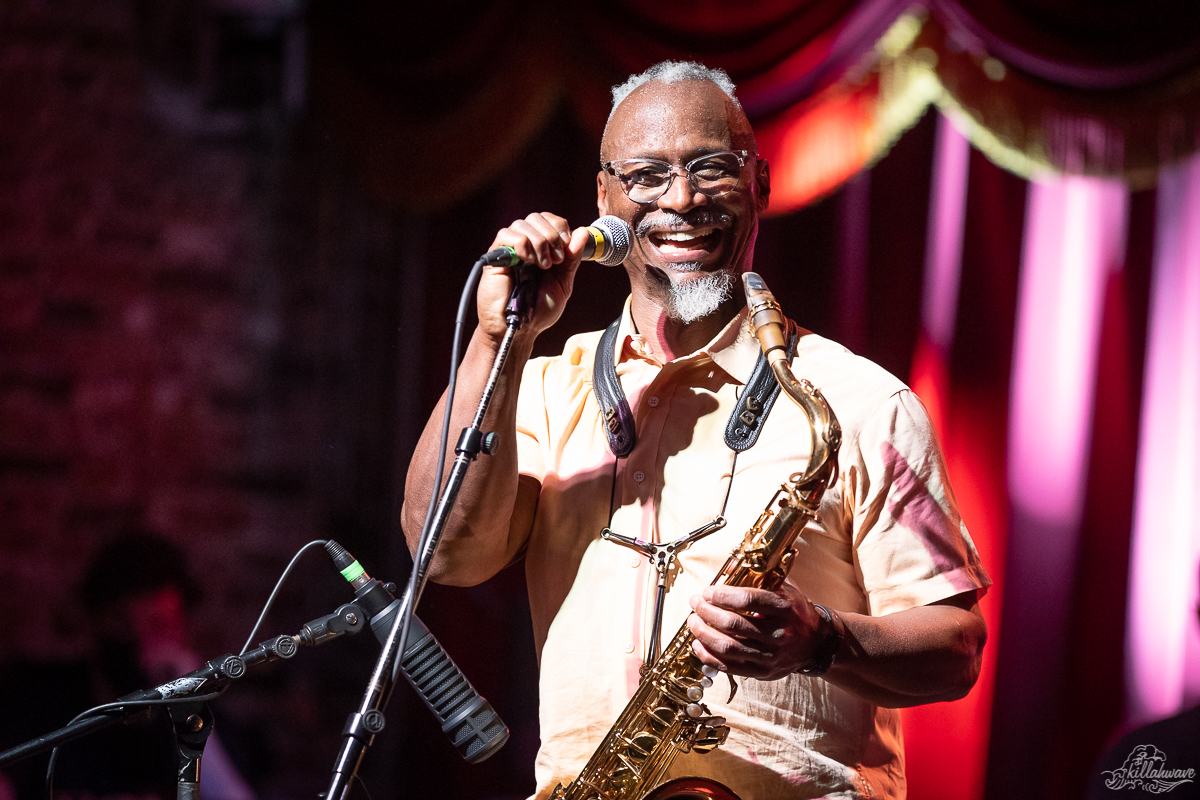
[310,0,1200,212]
[923,1,1200,186]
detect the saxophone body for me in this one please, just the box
[550,273,842,800]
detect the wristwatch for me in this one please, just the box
[797,603,845,677]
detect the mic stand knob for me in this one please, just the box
[298,604,366,647]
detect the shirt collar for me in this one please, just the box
[612,296,763,385]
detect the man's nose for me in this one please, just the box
[657,169,706,213]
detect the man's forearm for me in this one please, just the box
[402,213,587,585]
[825,595,987,708]
[401,326,537,587]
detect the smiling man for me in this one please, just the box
[598,73,766,356]
[403,62,990,799]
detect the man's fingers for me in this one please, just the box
[689,638,728,673]
[703,585,794,617]
[689,610,774,659]
[501,221,556,268]
[522,214,570,265]
[687,585,824,680]
[542,213,573,247]
[690,595,773,643]
[492,213,575,269]
[689,623,777,681]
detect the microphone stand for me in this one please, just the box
[0,605,367,800]
[322,264,537,800]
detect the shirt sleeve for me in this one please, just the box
[514,356,550,484]
[846,390,991,617]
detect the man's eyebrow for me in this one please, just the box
[614,147,731,163]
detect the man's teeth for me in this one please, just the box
[657,227,715,243]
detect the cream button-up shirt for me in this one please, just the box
[515,300,990,799]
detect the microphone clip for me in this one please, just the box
[504,263,539,328]
[297,603,367,647]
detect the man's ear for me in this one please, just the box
[597,170,609,216]
[755,158,771,214]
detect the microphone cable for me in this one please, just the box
[399,255,486,685]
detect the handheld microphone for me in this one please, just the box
[482,214,632,267]
[579,215,633,266]
[324,541,509,764]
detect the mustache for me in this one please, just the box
[635,210,731,237]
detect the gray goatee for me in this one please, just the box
[637,210,736,323]
[666,269,736,323]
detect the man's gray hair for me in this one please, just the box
[608,61,741,122]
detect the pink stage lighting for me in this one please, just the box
[1127,154,1200,723]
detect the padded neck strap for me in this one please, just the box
[594,319,636,457]
[592,316,793,458]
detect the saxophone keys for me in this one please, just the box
[648,706,674,732]
[686,703,704,717]
[686,686,703,701]
[699,725,731,752]
[628,731,660,758]
[648,710,676,734]
[700,676,713,688]
[600,766,638,797]
[702,664,719,678]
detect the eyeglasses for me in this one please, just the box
[602,150,756,205]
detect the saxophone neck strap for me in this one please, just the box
[595,319,636,458]
[592,314,796,459]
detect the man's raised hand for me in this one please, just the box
[478,212,595,341]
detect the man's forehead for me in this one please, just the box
[601,79,742,160]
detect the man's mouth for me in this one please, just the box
[647,226,723,260]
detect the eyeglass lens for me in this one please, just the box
[613,152,745,203]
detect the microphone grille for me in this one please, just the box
[592,215,632,266]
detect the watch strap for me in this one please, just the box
[798,603,845,677]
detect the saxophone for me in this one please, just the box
[550,273,843,800]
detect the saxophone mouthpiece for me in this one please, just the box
[742,272,787,360]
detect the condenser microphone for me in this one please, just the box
[481,214,632,267]
[324,541,508,764]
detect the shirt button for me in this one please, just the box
[633,470,645,483]
[647,395,659,407]
[625,642,636,654]
[629,555,640,568]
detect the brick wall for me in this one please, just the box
[0,2,406,793]
[0,0,321,661]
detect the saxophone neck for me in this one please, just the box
[741,271,843,500]
[742,272,788,359]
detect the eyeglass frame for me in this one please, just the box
[600,150,757,205]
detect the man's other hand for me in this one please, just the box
[687,582,824,681]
